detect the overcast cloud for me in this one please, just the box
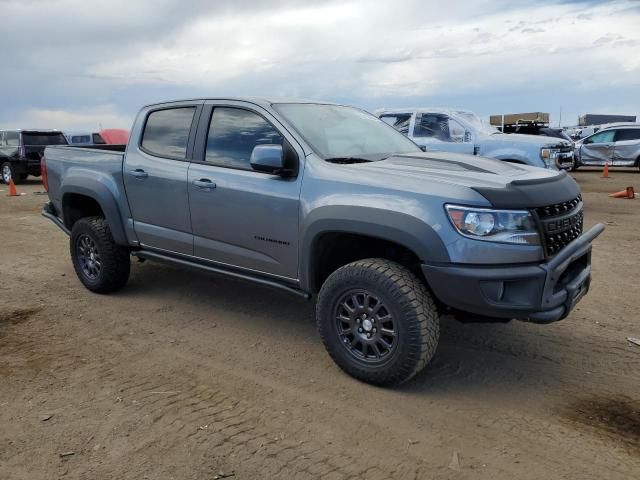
[1,0,638,130]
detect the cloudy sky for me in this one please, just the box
[1,0,639,131]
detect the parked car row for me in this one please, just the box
[573,123,640,169]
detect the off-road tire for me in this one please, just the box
[1,162,14,184]
[70,216,130,293]
[316,258,439,386]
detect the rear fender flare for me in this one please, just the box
[61,176,127,245]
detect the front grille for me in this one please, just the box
[535,195,583,256]
[559,144,573,153]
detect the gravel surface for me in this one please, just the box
[1,170,639,479]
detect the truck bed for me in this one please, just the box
[43,145,130,230]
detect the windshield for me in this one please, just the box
[273,104,422,160]
[22,132,68,146]
[455,111,499,135]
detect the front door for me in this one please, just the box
[123,104,201,254]
[410,113,475,154]
[612,128,640,166]
[579,129,615,166]
[188,103,303,280]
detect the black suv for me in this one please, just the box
[0,130,68,184]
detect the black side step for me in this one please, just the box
[132,250,311,300]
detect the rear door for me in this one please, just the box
[123,103,202,255]
[411,113,474,154]
[579,130,615,165]
[612,128,640,166]
[187,102,303,279]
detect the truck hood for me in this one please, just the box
[487,132,570,148]
[343,151,580,208]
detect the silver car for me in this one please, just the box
[574,124,640,169]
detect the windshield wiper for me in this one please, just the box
[325,156,373,164]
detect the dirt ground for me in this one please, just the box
[1,169,639,480]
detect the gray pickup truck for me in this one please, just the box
[377,108,575,170]
[42,98,603,386]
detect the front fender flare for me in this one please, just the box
[299,206,450,292]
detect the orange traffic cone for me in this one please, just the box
[7,178,18,196]
[609,186,635,199]
[601,162,610,178]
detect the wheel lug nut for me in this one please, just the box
[356,318,360,323]
[358,328,363,333]
[367,333,371,338]
[373,328,377,333]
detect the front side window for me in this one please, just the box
[5,131,20,146]
[586,130,615,144]
[92,133,106,144]
[141,107,195,159]
[379,114,412,135]
[414,114,468,142]
[274,104,421,160]
[614,129,640,142]
[205,107,283,170]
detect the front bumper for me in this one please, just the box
[421,223,605,323]
[554,151,575,170]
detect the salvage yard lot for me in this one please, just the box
[1,170,639,479]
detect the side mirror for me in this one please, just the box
[250,144,285,174]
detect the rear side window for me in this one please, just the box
[615,129,640,142]
[141,107,195,159]
[205,107,283,170]
[5,131,19,146]
[71,135,91,144]
[379,114,412,135]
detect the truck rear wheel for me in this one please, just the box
[70,217,130,293]
[316,259,439,386]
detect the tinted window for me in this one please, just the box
[586,130,615,144]
[22,132,67,146]
[141,107,195,159]
[92,133,106,144]
[379,114,412,135]
[414,113,468,142]
[71,135,91,144]
[615,129,640,142]
[5,131,19,146]
[205,107,283,170]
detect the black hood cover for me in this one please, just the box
[472,170,580,209]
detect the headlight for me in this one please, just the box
[445,205,540,245]
[541,147,559,168]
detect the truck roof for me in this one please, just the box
[144,97,341,109]
[375,107,475,116]
[0,129,63,133]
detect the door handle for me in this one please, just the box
[192,178,216,190]
[129,169,148,179]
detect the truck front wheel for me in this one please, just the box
[70,217,130,293]
[316,259,439,386]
